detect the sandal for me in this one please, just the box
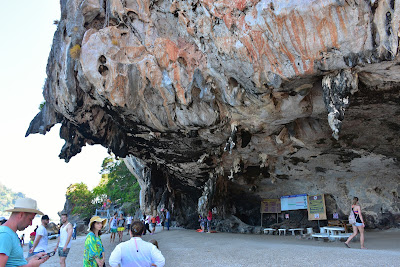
[344,243,350,248]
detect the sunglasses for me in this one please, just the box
[38,251,56,259]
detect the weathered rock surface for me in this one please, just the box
[28,0,400,231]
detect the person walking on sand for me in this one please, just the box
[83,216,107,267]
[117,213,126,242]
[150,215,157,234]
[345,197,367,249]
[0,197,50,266]
[109,213,118,243]
[54,213,73,267]
[29,215,50,255]
[126,214,133,236]
[143,215,151,235]
[109,221,165,267]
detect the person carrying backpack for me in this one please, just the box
[344,197,366,249]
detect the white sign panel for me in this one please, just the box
[280,194,308,211]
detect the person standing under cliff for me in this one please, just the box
[0,197,49,266]
[165,209,171,231]
[117,213,126,242]
[207,209,212,233]
[109,213,118,243]
[344,197,366,249]
[54,213,73,267]
[126,214,133,236]
[160,209,166,231]
[29,215,50,255]
[72,223,77,240]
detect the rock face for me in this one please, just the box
[28,0,400,230]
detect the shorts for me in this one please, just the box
[58,247,70,257]
[355,222,364,227]
[151,223,156,227]
[111,228,117,233]
[117,227,125,232]
[127,224,131,230]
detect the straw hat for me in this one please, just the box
[88,216,107,231]
[5,198,43,215]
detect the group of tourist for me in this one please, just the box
[0,198,73,266]
[0,198,166,267]
[27,212,73,266]
[198,209,213,233]
[109,212,132,243]
[84,216,165,266]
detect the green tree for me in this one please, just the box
[94,156,140,209]
[66,183,95,218]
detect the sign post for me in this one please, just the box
[260,199,281,227]
[307,194,327,221]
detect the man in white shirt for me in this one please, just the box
[29,215,49,255]
[109,221,165,267]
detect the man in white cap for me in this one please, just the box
[0,198,49,266]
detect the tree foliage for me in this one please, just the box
[66,183,95,219]
[66,156,140,219]
[95,156,140,207]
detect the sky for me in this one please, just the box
[0,1,109,220]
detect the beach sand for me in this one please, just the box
[25,228,400,267]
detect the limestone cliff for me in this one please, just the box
[27,0,399,230]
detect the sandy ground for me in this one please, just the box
[24,228,400,267]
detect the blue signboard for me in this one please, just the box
[280,194,308,211]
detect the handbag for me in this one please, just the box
[348,208,359,225]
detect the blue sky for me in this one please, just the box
[0,1,109,219]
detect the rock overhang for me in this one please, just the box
[27,0,400,230]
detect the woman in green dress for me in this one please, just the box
[84,216,107,267]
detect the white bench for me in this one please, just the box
[263,228,276,235]
[311,233,329,238]
[278,229,287,235]
[288,228,304,235]
[329,233,352,240]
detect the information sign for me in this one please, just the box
[307,194,327,220]
[260,199,281,213]
[280,194,308,211]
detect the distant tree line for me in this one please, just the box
[0,183,25,216]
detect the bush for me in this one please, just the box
[69,44,81,59]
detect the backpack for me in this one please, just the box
[348,209,358,225]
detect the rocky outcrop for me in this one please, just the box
[28,0,400,231]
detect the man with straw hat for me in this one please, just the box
[0,198,50,266]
